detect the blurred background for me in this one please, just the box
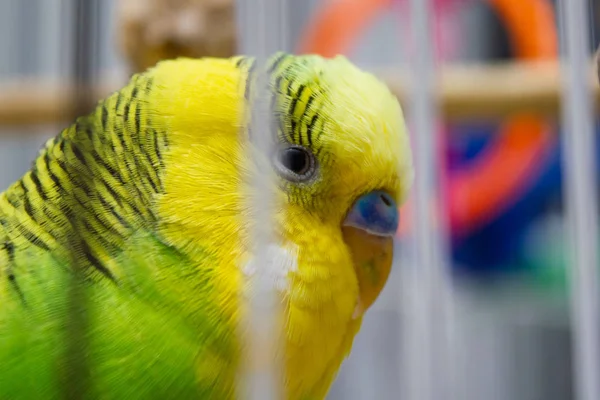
[1,0,600,399]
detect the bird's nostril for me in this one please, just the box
[380,193,392,207]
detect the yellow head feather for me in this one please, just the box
[147,53,413,399]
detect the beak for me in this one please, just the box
[342,190,398,319]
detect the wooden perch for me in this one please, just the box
[0,81,119,128]
[382,61,600,122]
[0,61,599,129]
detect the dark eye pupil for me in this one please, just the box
[281,148,309,174]
[273,145,316,182]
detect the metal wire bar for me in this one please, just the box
[235,1,288,399]
[401,0,454,399]
[63,0,101,398]
[559,0,600,399]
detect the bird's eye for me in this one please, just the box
[274,145,316,182]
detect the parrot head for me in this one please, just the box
[261,53,414,319]
[152,53,413,398]
[241,53,414,396]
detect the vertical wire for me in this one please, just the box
[559,0,600,399]
[402,0,454,400]
[235,1,288,399]
[63,0,100,397]
[588,0,596,54]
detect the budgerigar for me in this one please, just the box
[0,53,413,399]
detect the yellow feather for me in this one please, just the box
[143,54,412,399]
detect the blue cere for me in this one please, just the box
[343,190,399,237]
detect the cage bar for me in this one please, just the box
[235,0,288,399]
[559,0,600,399]
[400,0,455,400]
[62,1,102,398]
